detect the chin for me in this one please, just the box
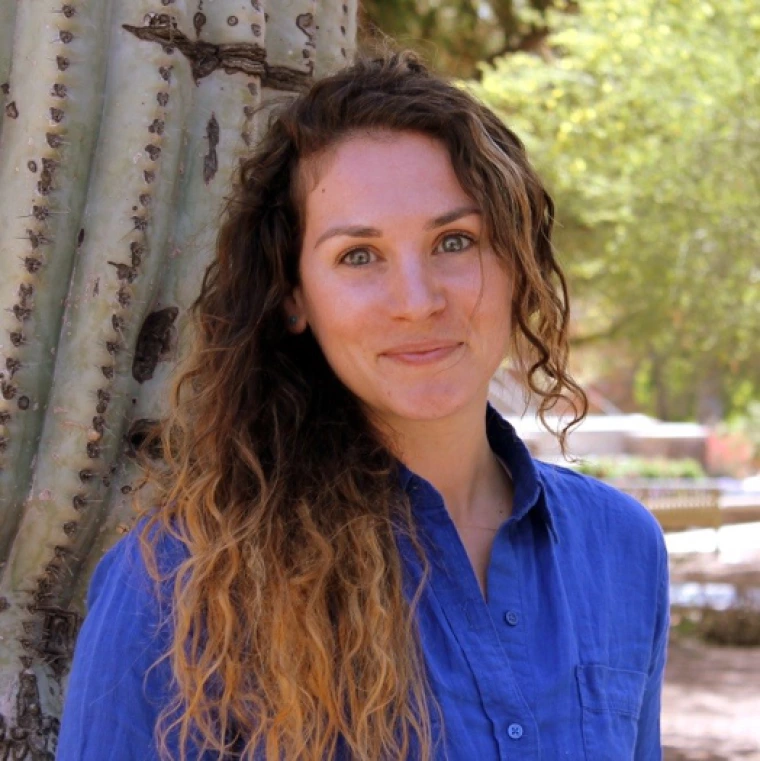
[378,385,478,424]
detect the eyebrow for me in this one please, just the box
[313,205,481,249]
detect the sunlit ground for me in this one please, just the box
[662,523,760,761]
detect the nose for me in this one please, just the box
[387,252,446,322]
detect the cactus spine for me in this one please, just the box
[0,1,358,756]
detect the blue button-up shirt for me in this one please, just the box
[57,404,669,760]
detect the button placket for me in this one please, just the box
[423,496,539,757]
[489,518,537,692]
[404,470,542,759]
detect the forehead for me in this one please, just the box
[298,130,474,229]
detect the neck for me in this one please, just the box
[377,400,511,526]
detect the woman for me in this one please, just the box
[57,50,668,761]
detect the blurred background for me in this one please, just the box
[1,1,756,756]
[359,1,760,758]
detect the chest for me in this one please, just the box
[403,518,656,761]
[454,524,497,599]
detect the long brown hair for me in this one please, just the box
[134,48,587,760]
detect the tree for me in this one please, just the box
[467,0,760,419]
[359,0,563,78]
[0,2,357,755]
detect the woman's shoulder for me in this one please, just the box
[86,515,190,614]
[533,459,665,552]
[58,517,189,759]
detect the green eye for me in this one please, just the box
[439,233,475,253]
[341,248,375,266]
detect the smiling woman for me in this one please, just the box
[56,49,668,761]
[287,131,512,430]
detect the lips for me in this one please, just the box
[380,341,464,365]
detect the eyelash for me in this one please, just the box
[339,232,477,266]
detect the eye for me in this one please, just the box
[437,232,476,254]
[339,247,376,267]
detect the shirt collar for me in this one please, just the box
[394,402,559,543]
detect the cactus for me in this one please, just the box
[0,1,358,755]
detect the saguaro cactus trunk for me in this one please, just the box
[0,1,357,756]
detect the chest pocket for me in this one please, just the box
[576,664,648,761]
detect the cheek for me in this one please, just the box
[480,298,513,366]
[301,265,390,332]
[303,286,377,363]
[475,262,513,334]
[308,285,362,326]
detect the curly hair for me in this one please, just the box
[134,47,587,761]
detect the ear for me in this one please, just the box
[283,286,307,333]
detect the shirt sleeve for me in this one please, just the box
[634,527,670,761]
[56,526,179,761]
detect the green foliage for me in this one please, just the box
[359,0,559,78]
[574,454,706,480]
[467,0,760,419]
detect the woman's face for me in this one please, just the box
[287,129,513,429]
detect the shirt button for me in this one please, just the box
[508,723,524,740]
[505,610,519,626]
